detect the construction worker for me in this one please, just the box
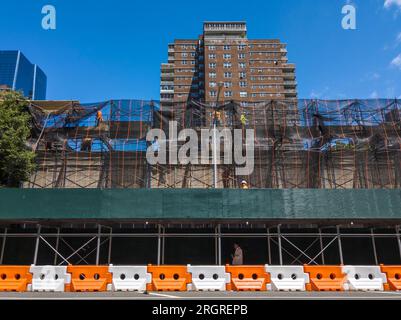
[240,180,249,189]
[96,110,103,127]
[240,113,247,127]
[81,137,92,151]
[213,109,222,126]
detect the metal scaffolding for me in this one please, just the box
[1,223,401,266]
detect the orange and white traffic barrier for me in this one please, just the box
[0,266,32,292]
[381,265,401,291]
[67,265,111,292]
[304,265,346,291]
[226,265,270,291]
[147,265,191,291]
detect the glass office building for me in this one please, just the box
[0,50,47,100]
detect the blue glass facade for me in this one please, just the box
[0,50,47,100]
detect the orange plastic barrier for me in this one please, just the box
[380,265,401,291]
[304,265,346,291]
[67,266,111,292]
[226,265,270,291]
[147,265,191,291]
[0,266,32,292]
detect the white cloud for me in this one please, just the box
[390,53,401,69]
[397,32,401,43]
[384,0,401,9]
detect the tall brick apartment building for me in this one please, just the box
[160,22,297,107]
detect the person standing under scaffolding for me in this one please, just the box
[231,243,243,265]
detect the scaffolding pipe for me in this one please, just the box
[267,228,271,265]
[96,225,101,265]
[53,228,60,265]
[157,224,161,265]
[33,225,41,265]
[371,228,378,265]
[108,228,113,265]
[319,228,325,265]
[337,226,344,265]
[0,228,7,265]
[278,225,283,265]
[397,226,401,263]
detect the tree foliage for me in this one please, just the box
[0,90,35,187]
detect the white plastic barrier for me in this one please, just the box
[265,265,309,291]
[28,265,71,292]
[108,265,151,292]
[342,266,387,291]
[187,265,230,291]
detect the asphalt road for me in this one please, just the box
[0,291,401,300]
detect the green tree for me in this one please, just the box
[0,90,35,187]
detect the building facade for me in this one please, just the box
[0,50,47,100]
[160,22,297,107]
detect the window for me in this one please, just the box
[224,91,233,97]
[223,45,231,50]
[223,62,232,68]
[240,92,248,98]
[209,72,216,78]
[223,82,232,88]
[238,53,246,59]
[181,53,188,57]
[239,72,246,79]
[209,63,216,68]
[223,54,231,59]
[198,55,204,60]
[224,72,232,78]
[209,82,217,88]
[190,52,196,57]
[190,61,196,65]
[210,91,217,97]
[239,81,247,88]
[238,45,246,51]
[208,46,216,50]
[239,63,246,69]
[208,54,216,59]
[182,61,187,65]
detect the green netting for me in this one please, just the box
[0,189,400,221]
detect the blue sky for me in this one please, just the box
[0,0,400,102]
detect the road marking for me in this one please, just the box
[148,292,182,299]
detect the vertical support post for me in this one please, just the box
[214,226,218,265]
[218,224,222,266]
[53,228,60,265]
[337,225,344,265]
[157,224,161,265]
[96,224,101,265]
[319,228,325,265]
[108,227,113,265]
[0,228,7,265]
[161,226,165,265]
[396,226,401,263]
[371,228,378,266]
[33,225,42,265]
[213,123,218,188]
[267,227,272,265]
[278,225,283,266]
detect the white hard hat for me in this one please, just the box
[241,180,247,184]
